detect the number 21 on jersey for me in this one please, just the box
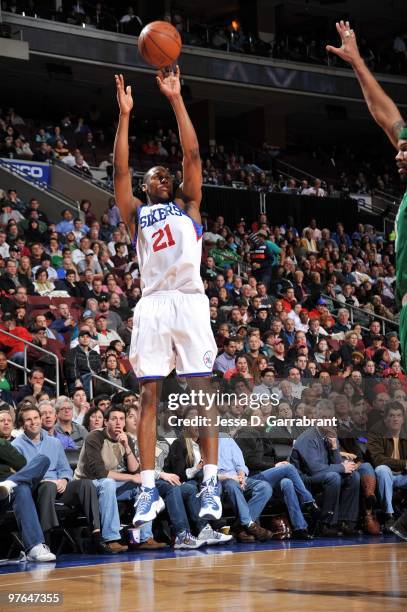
[152,223,176,252]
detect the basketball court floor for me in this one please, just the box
[0,536,405,611]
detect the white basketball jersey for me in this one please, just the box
[136,202,204,296]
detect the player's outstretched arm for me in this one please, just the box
[113,74,142,233]
[326,21,404,148]
[157,66,202,220]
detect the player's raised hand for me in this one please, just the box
[326,20,362,66]
[156,65,181,99]
[115,74,133,115]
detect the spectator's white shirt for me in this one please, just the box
[62,154,89,168]
[353,270,372,286]
[0,242,10,258]
[301,187,326,197]
[71,248,87,265]
[337,293,360,308]
[108,241,128,257]
[203,231,223,244]
[303,226,322,240]
[296,321,309,333]
[388,349,401,361]
[287,310,301,328]
[97,330,122,347]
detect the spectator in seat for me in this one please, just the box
[95,313,122,347]
[290,400,361,536]
[234,409,316,539]
[39,400,77,450]
[332,308,352,333]
[117,312,133,353]
[64,329,102,395]
[82,406,105,432]
[12,406,102,551]
[216,433,273,543]
[96,294,122,331]
[55,269,81,297]
[367,401,407,532]
[15,367,55,403]
[72,155,92,177]
[94,354,128,397]
[74,405,162,552]
[71,388,91,425]
[50,303,76,336]
[27,326,64,381]
[33,267,55,296]
[0,258,34,294]
[213,337,238,374]
[0,312,32,366]
[0,350,17,396]
[0,410,14,441]
[0,440,56,562]
[53,397,88,449]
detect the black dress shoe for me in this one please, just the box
[292,529,314,540]
[302,501,321,518]
[340,522,359,537]
[319,524,339,537]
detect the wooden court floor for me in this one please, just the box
[0,543,406,611]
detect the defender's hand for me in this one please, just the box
[156,65,181,99]
[326,20,363,66]
[115,74,133,115]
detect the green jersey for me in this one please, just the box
[395,190,407,368]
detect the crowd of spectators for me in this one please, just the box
[0,166,406,557]
[1,106,403,202]
[2,2,407,76]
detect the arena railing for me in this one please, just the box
[0,158,81,218]
[0,328,60,396]
[320,293,397,336]
[89,371,130,400]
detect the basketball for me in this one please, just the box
[138,21,182,68]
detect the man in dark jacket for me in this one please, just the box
[290,420,360,536]
[367,401,407,531]
[0,439,55,561]
[15,367,55,403]
[0,259,35,295]
[234,410,318,539]
[64,330,101,395]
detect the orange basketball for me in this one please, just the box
[138,21,182,68]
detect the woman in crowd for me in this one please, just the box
[33,267,55,296]
[82,406,104,432]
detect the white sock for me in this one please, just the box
[203,464,218,483]
[140,470,155,489]
[1,480,17,491]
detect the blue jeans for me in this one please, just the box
[358,462,376,477]
[92,478,152,542]
[180,480,207,534]
[221,477,272,526]
[254,464,314,530]
[2,454,50,552]
[375,464,407,513]
[155,479,191,535]
[302,470,360,524]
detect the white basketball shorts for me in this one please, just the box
[129,291,218,381]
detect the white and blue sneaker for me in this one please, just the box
[197,524,233,546]
[174,530,204,550]
[133,486,165,527]
[197,477,222,520]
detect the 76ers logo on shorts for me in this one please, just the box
[203,350,214,369]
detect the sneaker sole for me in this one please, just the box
[26,556,56,562]
[204,536,233,546]
[174,542,204,550]
[132,497,165,527]
[198,506,222,521]
[390,526,407,541]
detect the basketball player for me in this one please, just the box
[327,21,407,366]
[113,68,221,526]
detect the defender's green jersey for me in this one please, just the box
[395,190,407,367]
